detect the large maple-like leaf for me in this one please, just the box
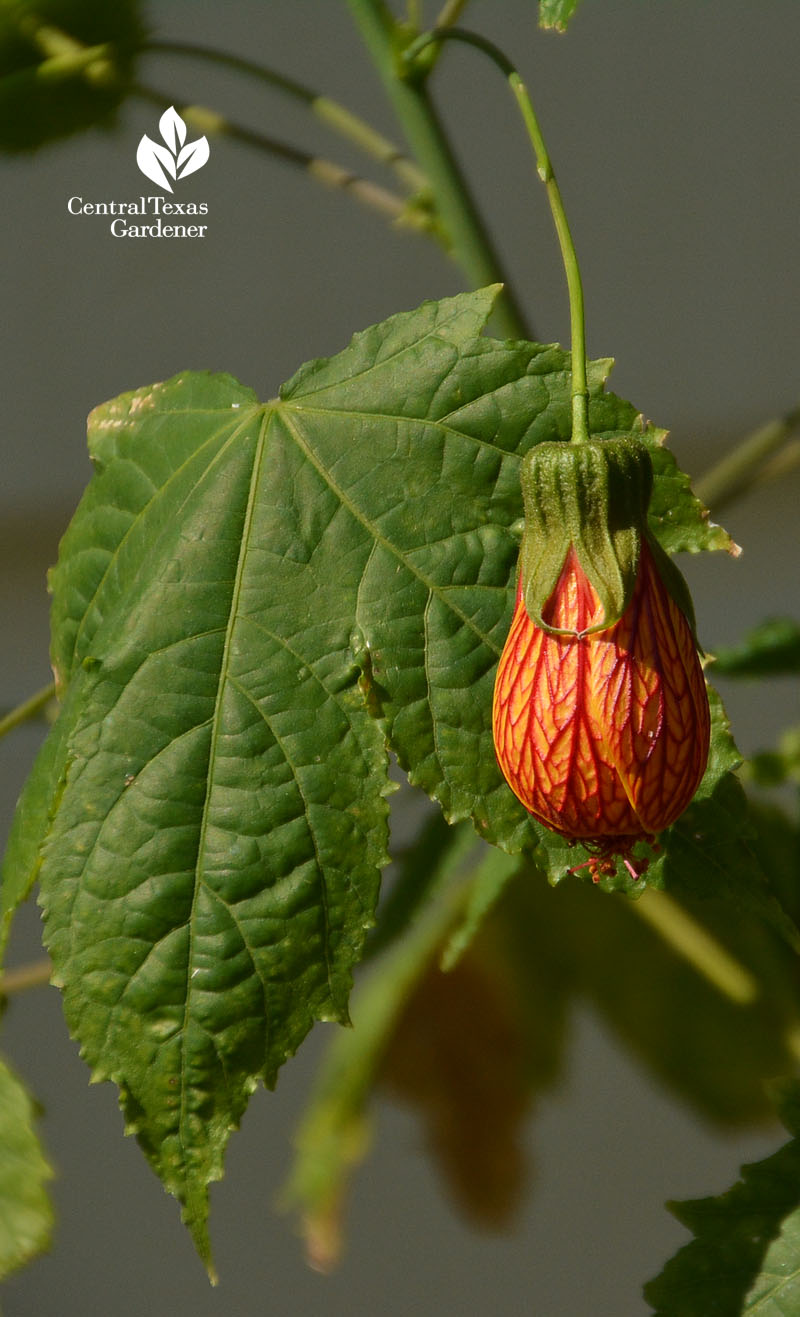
[0,287,745,1265]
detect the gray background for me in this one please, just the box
[1,2,799,1313]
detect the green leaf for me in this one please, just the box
[37,369,395,1270]
[378,930,534,1230]
[538,0,583,33]
[644,1082,800,1315]
[0,1055,54,1280]
[713,617,800,678]
[365,812,476,962]
[440,846,521,971]
[0,0,145,153]
[648,691,800,951]
[499,871,798,1129]
[746,798,800,927]
[5,287,745,1265]
[746,728,800,790]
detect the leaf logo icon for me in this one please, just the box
[136,107,210,193]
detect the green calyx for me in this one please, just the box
[519,435,653,636]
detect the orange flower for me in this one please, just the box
[493,537,710,878]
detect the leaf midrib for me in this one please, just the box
[176,404,273,1156]
[67,406,264,680]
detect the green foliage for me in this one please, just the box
[440,846,520,970]
[503,872,799,1130]
[0,0,145,152]
[747,728,800,789]
[0,286,756,1266]
[645,1082,800,1315]
[714,617,800,678]
[286,852,800,1265]
[280,835,473,1269]
[747,798,800,928]
[645,692,800,951]
[538,0,584,34]
[0,1055,53,1279]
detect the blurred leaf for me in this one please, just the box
[379,936,532,1229]
[644,1082,800,1315]
[645,691,800,952]
[280,853,468,1270]
[440,846,521,970]
[365,814,476,963]
[500,868,798,1127]
[0,1055,53,1280]
[713,617,800,678]
[746,728,800,790]
[0,0,145,152]
[746,797,800,927]
[538,0,583,33]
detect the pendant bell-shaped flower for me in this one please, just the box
[492,436,710,879]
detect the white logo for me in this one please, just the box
[136,107,210,193]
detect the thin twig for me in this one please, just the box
[0,959,52,995]
[134,85,433,231]
[142,39,428,193]
[695,406,800,512]
[0,683,55,742]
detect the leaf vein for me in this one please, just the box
[227,673,338,989]
[279,407,503,658]
[68,410,261,677]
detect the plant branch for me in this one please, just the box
[133,85,434,232]
[346,0,532,340]
[142,39,428,193]
[0,959,52,996]
[0,683,55,743]
[694,405,800,512]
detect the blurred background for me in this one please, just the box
[1,2,798,1313]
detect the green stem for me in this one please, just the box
[142,39,427,193]
[404,27,589,442]
[434,0,471,30]
[133,85,431,231]
[509,71,588,443]
[0,683,55,742]
[694,405,800,512]
[346,0,532,341]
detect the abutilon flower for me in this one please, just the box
[492,436,710,880]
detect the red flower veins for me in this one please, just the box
[492,541,710,869]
